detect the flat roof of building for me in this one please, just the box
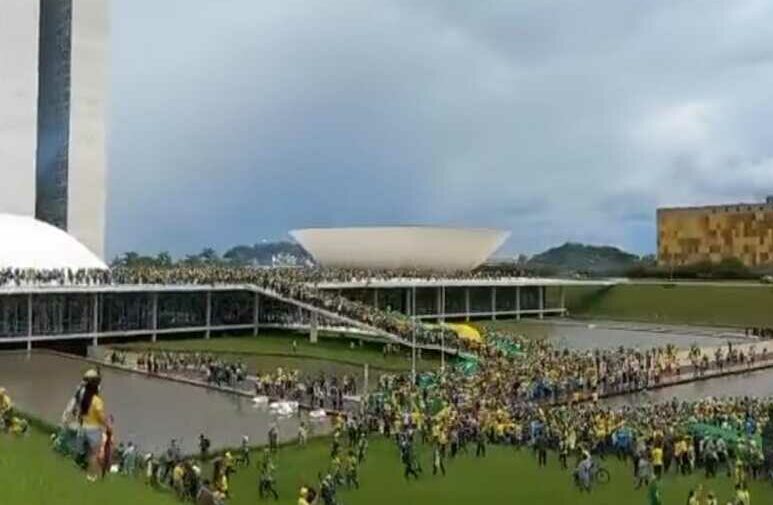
[657,201,773,213]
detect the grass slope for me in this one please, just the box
[566,284,773,327]
[116,333,440,373]
[0,430,177,505]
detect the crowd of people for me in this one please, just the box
[112,349,358,409]
[0,387,28,435]
[347,334,773,504]
[9,265,773,504]
[0,267,111,287]
[268,266,534,285]
[26,333,773,505]
[1,265,535,290]
[133,352,249,388]
[456,330,770,405]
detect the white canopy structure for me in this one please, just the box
[291,226,510,271]
[0,213,107,270]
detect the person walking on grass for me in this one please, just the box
[536,432,548,467]
[238,435,250,467]
[78,369,111,482]
[636,453,653,489]
[0,387,13,430]
[268,423,279,453]
[576,451,593,493]
[401,437,420,480]
[735,482,751,505]
[299,421,309,447]
[651,444,664,479]
[687,486,703,505]
[357,431,368,463]
[433,441,446,476]
[199,434,211,461]
[648,476,662,505]
[475,426,487,458]
[258,455,279,501]
[344,450,360,489]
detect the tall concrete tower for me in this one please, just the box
[0,0,107,259]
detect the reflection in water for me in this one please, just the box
[603,367,773,409]
[540,323,747,351]
[0,351,329,454]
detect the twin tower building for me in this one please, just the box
[1,0,107,259]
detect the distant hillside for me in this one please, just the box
[528,242,639,275]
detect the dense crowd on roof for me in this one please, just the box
[278,266,534,284]
[0,264,534,289]
[0,267,110,287]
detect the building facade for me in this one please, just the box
[0,0,107,259]
[658,197,773,267]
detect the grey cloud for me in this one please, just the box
[106,0,773,257]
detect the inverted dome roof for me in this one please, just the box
[290,226,510,271]
[0,214,107,270]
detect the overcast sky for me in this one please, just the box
[107,0,773,259]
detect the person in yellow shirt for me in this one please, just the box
[0,387,13,430]
[298,486,310,505]
[651,445,664,479]
[674,438,689,474]
[172,463,186,499]
[735,483,751,505]
[78,369,110,481]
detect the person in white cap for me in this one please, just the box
[78,369,112,481]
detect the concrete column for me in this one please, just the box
[411,285,417,383]
[491,286,497,320]
[538,286,545,320]
[253,292,260,336]
[436,287,443,319]
[26,293,33,351]
[560,286,566,316]
[205,291,212,339]
[92,292,99,348]
[373,288,379,310]
[310,311,319,343]
[516,286,521,321]
[464,287,471,322]
[440,285,446,372]
[151,292,158,343]
[405,288,412,316]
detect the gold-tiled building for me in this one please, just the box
[658,198,773,267]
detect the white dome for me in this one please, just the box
[0,214,107,270]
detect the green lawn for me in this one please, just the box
[566,284,773,327]
[473,319,553,340]
[114,332,441,373]
[4,429,772,505]
[0,429,177,505]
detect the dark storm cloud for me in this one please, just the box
[107,0,773,258]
